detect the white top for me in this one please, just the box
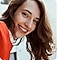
[9,30,35,60]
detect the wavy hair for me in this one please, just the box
[0,0,54,60]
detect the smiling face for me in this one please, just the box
[13,0,40,38]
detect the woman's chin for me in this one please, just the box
[15,32,25,38]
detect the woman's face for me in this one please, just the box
[13,0,40,38]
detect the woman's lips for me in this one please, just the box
[18,24,28,33]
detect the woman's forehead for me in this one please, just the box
[16,0,40,18]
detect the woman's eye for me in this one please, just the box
[33,19,39,24]
[22,12,28,18]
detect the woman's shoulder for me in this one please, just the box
[0,21,8,30]
[0,21,12,60]
[0,21,9,36]
[0,21,6,26]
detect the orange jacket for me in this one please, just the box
[0,21,12,60]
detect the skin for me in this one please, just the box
[13,0,40,39]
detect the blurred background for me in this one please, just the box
[0,0,56,60]
[0,0,10,4]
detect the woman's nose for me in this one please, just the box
[24,19,33,29]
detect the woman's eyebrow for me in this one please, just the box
[22,9,40,19]
[23,9,32,14]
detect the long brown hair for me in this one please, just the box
[0,0,54,60]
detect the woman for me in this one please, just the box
[0,0,55,60]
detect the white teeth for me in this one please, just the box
[20,26,27,32]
